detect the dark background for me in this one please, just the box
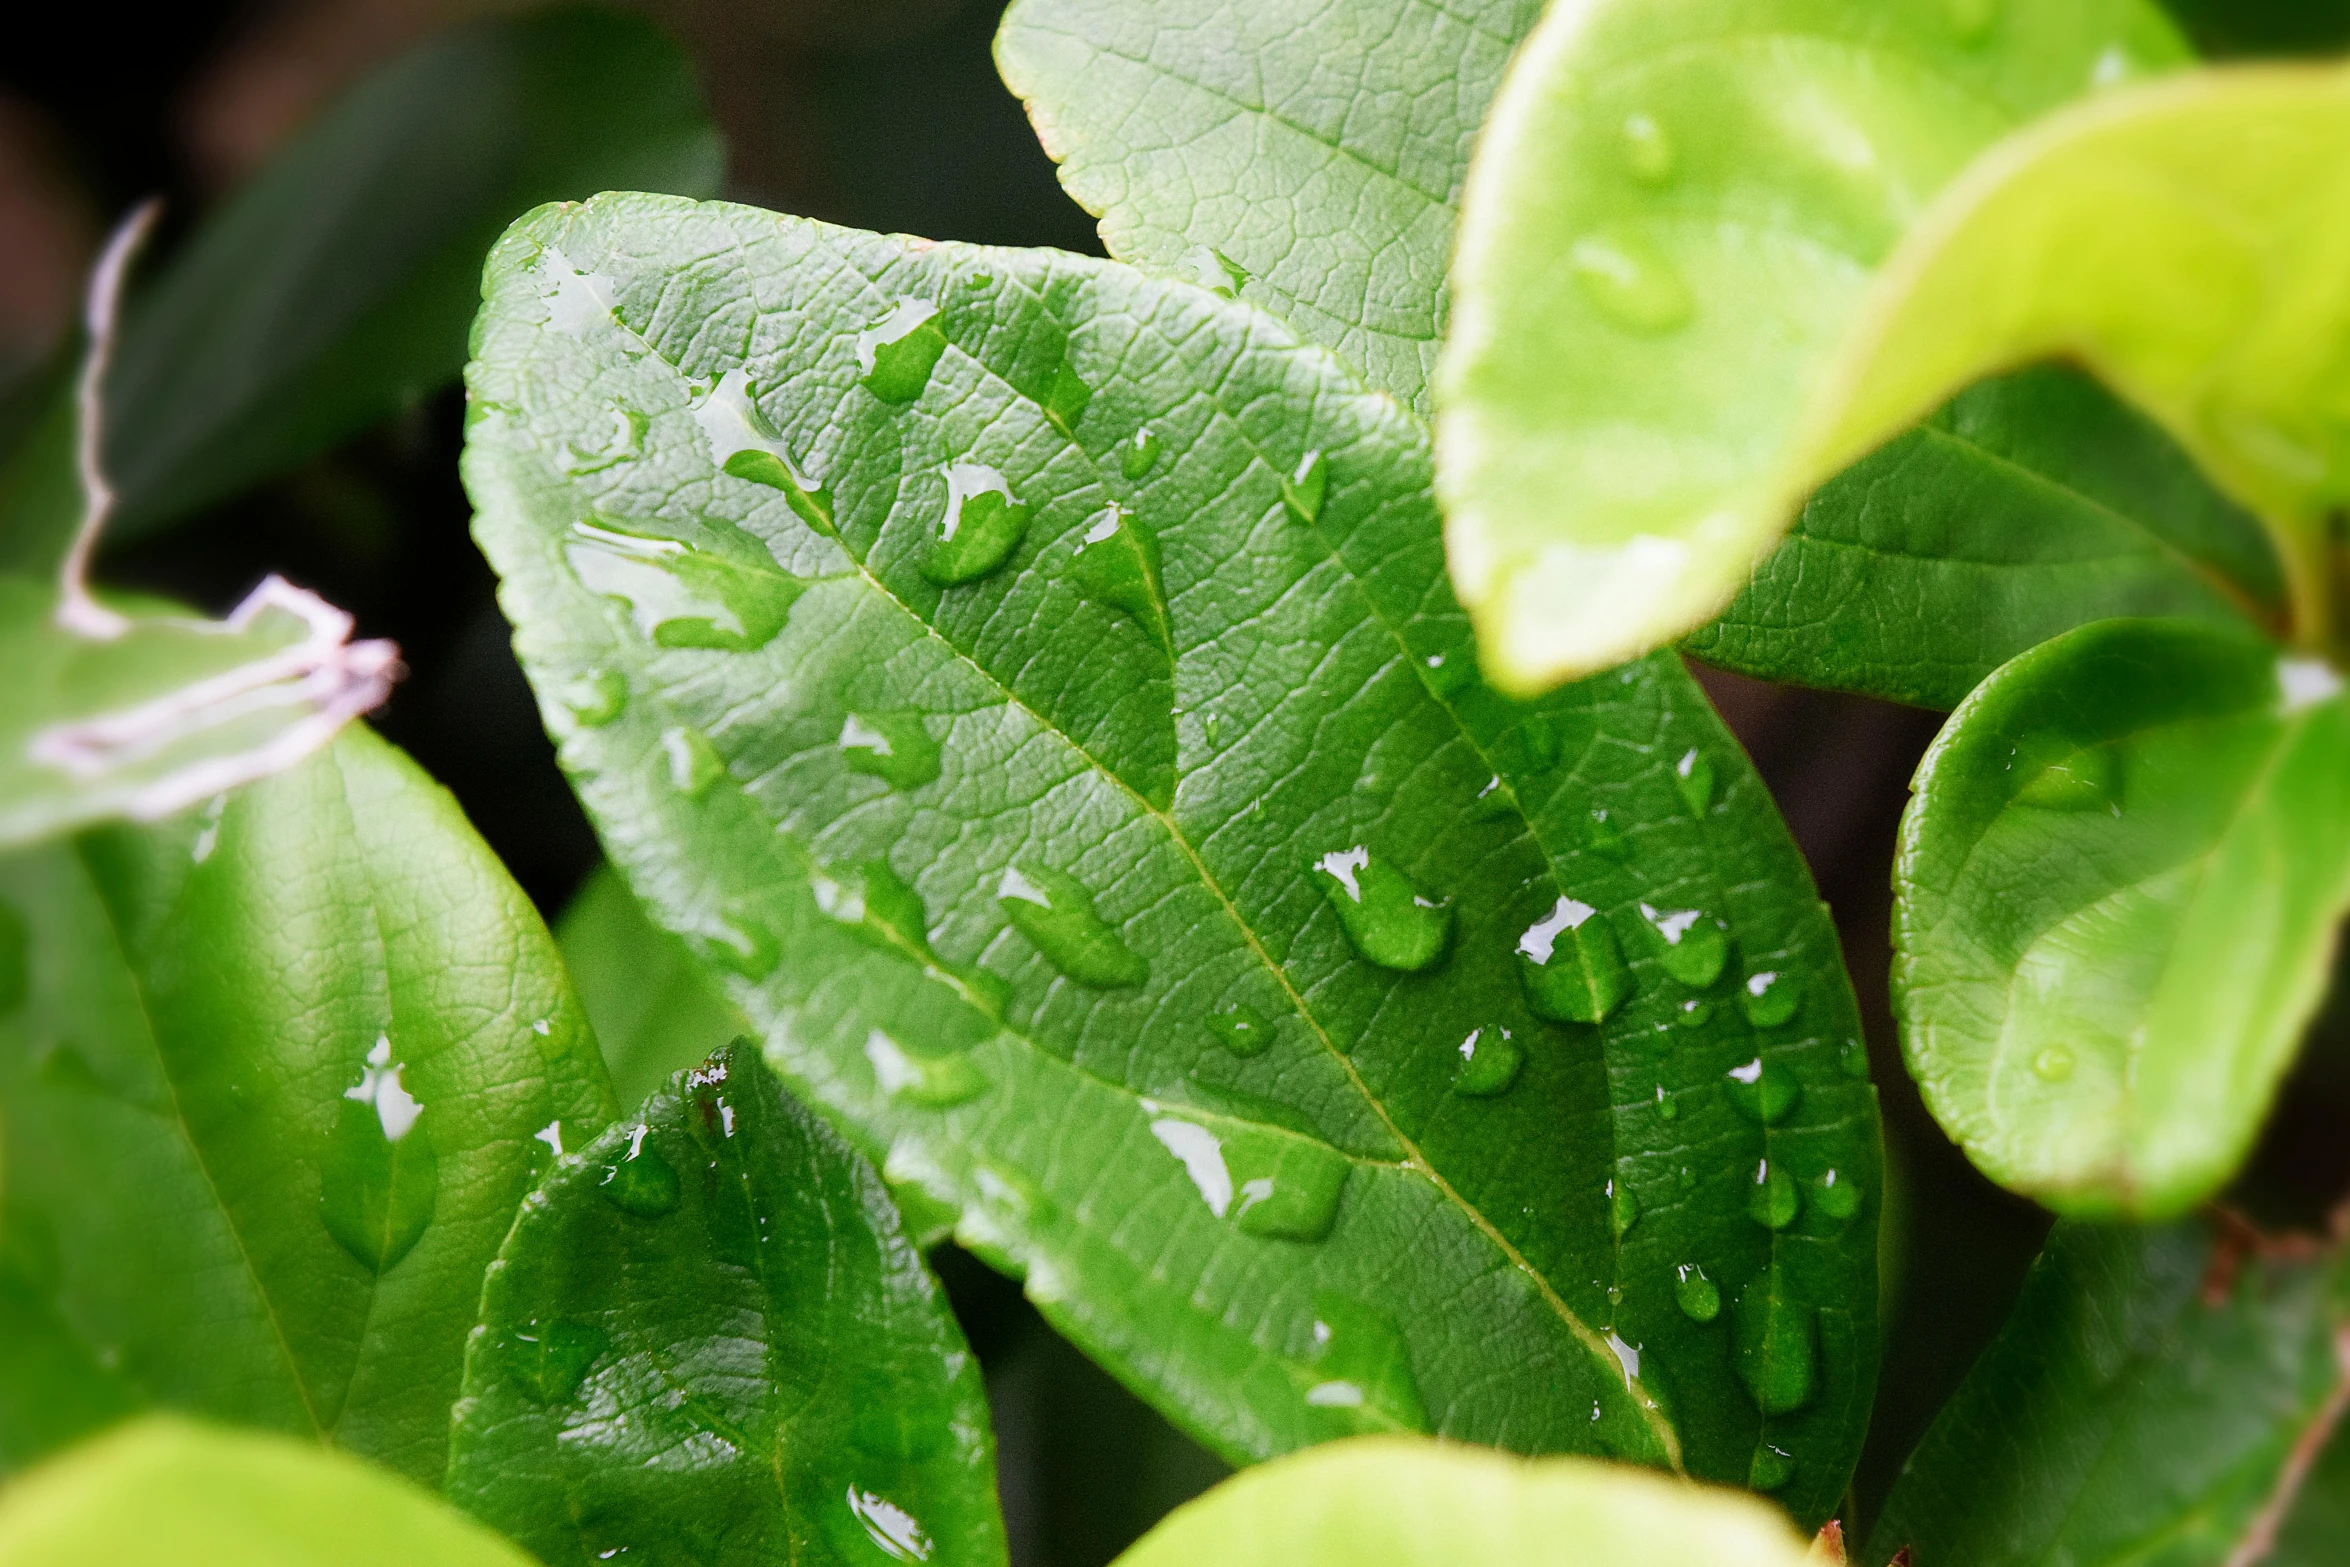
[4,0,2347,1558]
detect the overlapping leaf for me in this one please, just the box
[557,862,746,1109]
[464,192,1880,1520]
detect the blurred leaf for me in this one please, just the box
[448,1041,1008,1566]
[0,1415,537,1566]
[1435,0,2192,693]
[2272,1411,2350,1565]
[1867,1220,2350,1567]
[557,861,746,1111]
[462,192,1881,1522]
[2161,0,2350,55]
[1114,1435,1812,1567]
[0,727,615,1481]
[1894,619,2350,1217]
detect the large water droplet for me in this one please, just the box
[1147,1115,1349,1241]
[1311,846,1452,972]
[1300,1293,1427,1434]
[598,1122,681,1217]
[1571,231,1694,335]
[1813,1167,1862,1222]
[1585,808,1631,860]
[1185,247,1252,297]
[1621,112,1676,184]
[923,462,1032,586]
[997,863,1148,988]
[559,670,628,728]
[1609,1178,1641,1237]
[1749,1446,1796,1493]
[1638,903,1729,988]
[844,1484,933,1562]
[1747,1159,1800,1231]
[838,710,942,790]
[1725,1057,1801,1125]
[2014,746,2119,810]
[856,299,947,404]
[537,248,617,337]
[813,859,934,959]
[1674,747,1715,815]
[662,726,727,797]
[1121,427,1163,480]
[1453,1026,1522,1097]
[507,1317,608,1404]
[1209,1003,1274,1057]
[1516,895,1631,1023]
[1280,450,1328,526]
[865,1028,990,1108]
[1740,970,1800,1028]
[567,519,806,651]
[1675,1263,1721,1323]
[694,367,836,536]
[2033,1044,2076,1082]
[1039,356,1092,440]
[319,1036,436,1273]
[1732,1272,1817,1415]
[1072,504,1170,652]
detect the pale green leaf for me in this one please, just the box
[556,861,746,1110]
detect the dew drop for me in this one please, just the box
[2014,746,2119,811]
[1299,1293,1426,1434]
[813,859,935,959]
[1674,747,1714,814]
[1072,503,1170,650]
[923,462,1032,586]
[1731,1272,1817,1415]
[1813,1168,1862,1222]
[1608,1178,1641,1237]
[694,367,836,536]
[838,710,942,790]
[1148,1116,1349,1241]
[865,1028,990,1108]
[1585,807,1631,860]
[319,1037,436,1273]
[997,863,1148,988]
[1281,450,1328,525]
[845,1485,933,1562]
[1724,1057,1801,1125]
[1740,970,1800,1028]
[1121,426,1163,480]
[1621,112,1675,184]
[508,1317,608,1404]
[1675,998,1713,1031]
[1654,1083,1678,1121]
[1453,1026,1523,1098]
[856,298,947,404]
[1517,895,1631,1023]
[1638,903,1729,988]
[1747,1159,1800,1231]
[1208,1003,1274,1057]
[1749,1446,1797,1493]
[1039,356,1092,440]
[662,726,727,797]
[1472,774,1519,823]
[1839,1039,1871,1080]
[2033,1044,2076,1083]
[598,1122,681,1217]
[1311,846,1452,973]
[1675,1263,1721,1323]
[1185,247,1252,297]
[1570,230,1694,335]
[567,518,807,651]
[1678,1165,1696,1191]
[560,670,628,728]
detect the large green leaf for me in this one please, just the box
[0,1416,537,1566]
[0,727,615,1481]
[1114,1434,1811,1567]
[995,0,1542,415]
[556,861,746,1110]
[464,192,1881,1520]
[1893,618,2350,1217]
[1435,0,2192,694]
[1867,1220,2350,1567]
[448,1040,1006,1565]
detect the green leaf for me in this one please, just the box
[1114,1434,1812,1567]
[447,1040,1008,1566]
[463,192,1882,1521]
[1867,1220,2350,1567]
[1893,618,2350,1217]
[1435,0,2194,693]
[0,1415,536,1566]
[996,0,1543,414]
[557,861,747,1111]
[0,727,616,1481]
[1684,364,2282,710]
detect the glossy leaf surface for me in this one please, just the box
[1437,0,2191,693]
[1868,1220,2350,1567]
[0,728,614,1481]
[1894,619,2350,1217]
[1116,1435,1810,1567]
[466,194,1880,1520]
[996,0,1542,414]
[557,861,746,1110]
[0,1417,537,1567]
[448,1041,1007,1566]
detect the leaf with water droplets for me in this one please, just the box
[0,729,614,1483]
[465,194,1879,1521]
[1896,619,2350,1216]
[449,1042,1007,1567]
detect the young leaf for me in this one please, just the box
[1867,1220,2350,1567]
[0,728,615,1481]
[1435,0,2192,694]
[996,0,1543,414]
[0,1416,536,1566]
[1114,1434,1811,1567]
[1893,619,2350,1217]
[557,861,747,1110]
[464,193,1881,1521]
[447,1041,1008,1566]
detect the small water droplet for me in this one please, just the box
[856,298,947,404]
[598,1123,681,1217]
[1571,230,1693,334]
[1747,1159,1800,1230]
[1749,1446,1796,1493]
[865,1028,990,1108]
[319,1036,436,1273]
[694,368,835,536]
[1674,747,1715,815]
[560,670,628,728]
[1675,997,1713,1031]
[1813,1167,1862,1222]
[997,863,1148,988]
[1740,970,1800,1028]
[1517,896,1632,1023]
[923,462,1032,585]
[1311,846,1452,973]
[2015,745,2119,810]
[1621,112,1675,184]
[812,860,934,959]
[1724,1056,1801,1125]
[1185,247,1252,297]
[2033,1044,2076,1083]
[838,710,942,790]
[1453,1026,1522,1097]
[845,1485,933,1562]
[1203,712,1223,750]
[1732,1271,1817,1415]
[508,1317,608,1403]
[1946,0,1999,43]
[1585,808,1631,859]
[1299,1293,1426,1434]
[1638,903,1729,987]
[1121,426,1163,480]
[1678,1165,1696,1190]
[1609,1178,1641,1237]
[1038,356,1092,440]
[1072,504,1170,651]
[1839,1039,1871,1079]
[1654,1083,1678,1121]
[567,518,807,651]
[1675,1263,1721,1323]
[1281,450,1328,525]
[1472,774,1520,822]
[1148,1116,1349,1241]
[662,726,727,796]
[1209,1003,1274,1057]
[562,403,645,475]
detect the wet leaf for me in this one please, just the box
[557,861,747,1111]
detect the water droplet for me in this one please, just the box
[1072,504,1170,651]
[1281,450,1328,525]
[1299,1293,1426,1433]
[598,1122,681,1217]
[997,863,1148,988]
[562,403,645,475]
[1037,356,1092,440]
[1740,970,1799,1028]
[856,298,947,404]
[1609,1178,1641,1237]
[812,860,934,958]
[1203,712,1223,750]
[1747,1159,1800,1230]
[661,726,727,796]
[2015,745,2118,810]
[1208,1003,1274,1056]
[320,1037,436,1273]
[1147,1115,1349,1241]
[1732,1272,1817,1415]
[1185,247,1252,297]
[508,1317,608,1404]
[1839,1039,1871,1079]
[703,903,781,980]
[694,368,836,536]
[1654,1083,1678,1121]
[1724,1056,1801,1125]
[1621,112,1675,184]
[567,519,807,651]
[1517,896,1631,1023]
[1638,903,1729,988]
[1675,998,1713,1031]
[865,1028,990,1108]
[1946,0,1998,43]
[536,248,617,337]
[1677,1165,1696,1191]
[1571,230,1693,335]
[1453,1026,1522,1097]
[1585,808,1631,859]
[1749,1446,1796,1493]
[845,1485,933,1562]
[838,710,941,790]
[1420,650,1477,699]
[1121,427,1162,480]
[0,902,28,1015]
[2033,1044,2076,1083]
[923,462,1032,586]
[1675,1263,1721,1322]
[1472,775,1519,822]
[1813,1168,1862,1222]
[2278,656,2344,714]
[560,670,628,728]
[1312,846,1452,973]
[1674,747,1715,815]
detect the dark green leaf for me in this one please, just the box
[0,728,615,1481]
[1894,618,2350,1216]
[557,861,747,1110]
[1867,1220,2350,1567]
[447,1041,1007,1566]
[463,193,1881,1520]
